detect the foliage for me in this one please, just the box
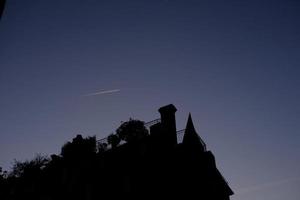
[116,119,149,143]
[9,154,49,178]
[107,134,120,148]
[0,167,7,180]
[61,135,97,159]
[97,141,108,153]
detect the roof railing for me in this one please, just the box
[97,118,162,150]
[97,118,206,151]
[176,129,207,150]
[144,118,161,128]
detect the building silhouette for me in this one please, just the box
[1,104,234,200]
[91,104,234,199]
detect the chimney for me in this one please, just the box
[158,104,178,146]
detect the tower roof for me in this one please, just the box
[158,104,177,114]
[185,113,197,134]
[182,113,206,151]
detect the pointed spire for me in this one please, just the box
[182,113,205,151]
[186,113,196,134]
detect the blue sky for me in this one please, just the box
[0,1,299,199]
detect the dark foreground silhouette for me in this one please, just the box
[0,0,5,20]
[0,104,233,200]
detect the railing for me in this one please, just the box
[97,118,162,150]
[199,137,207,151]
[176,129,207,151]
[176,129,185,144]
[144,118,161,128]
[97,118,206,151]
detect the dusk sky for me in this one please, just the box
[0,0,299,199]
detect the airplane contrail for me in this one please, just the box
[82,89,120,97]
[235,177,300,195]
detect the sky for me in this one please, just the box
[0,0,299,199]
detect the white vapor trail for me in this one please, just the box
[235,177,300,195]
[82,89,120,96]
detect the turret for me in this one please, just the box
[182,113,206,152]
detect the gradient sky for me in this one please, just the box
[0,0,299,199]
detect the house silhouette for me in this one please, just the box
[1,104,234,200]
[89,104,234,199]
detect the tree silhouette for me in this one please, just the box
[97,141,108,153]
[116,119,149,143]
[107,134,121,148]
[0,167,9,200]
[0,167,7,180]
[61,135,97,160]
[10,154,49,178]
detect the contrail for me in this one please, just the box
[235,177,300,195]
[82,89,120,97]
